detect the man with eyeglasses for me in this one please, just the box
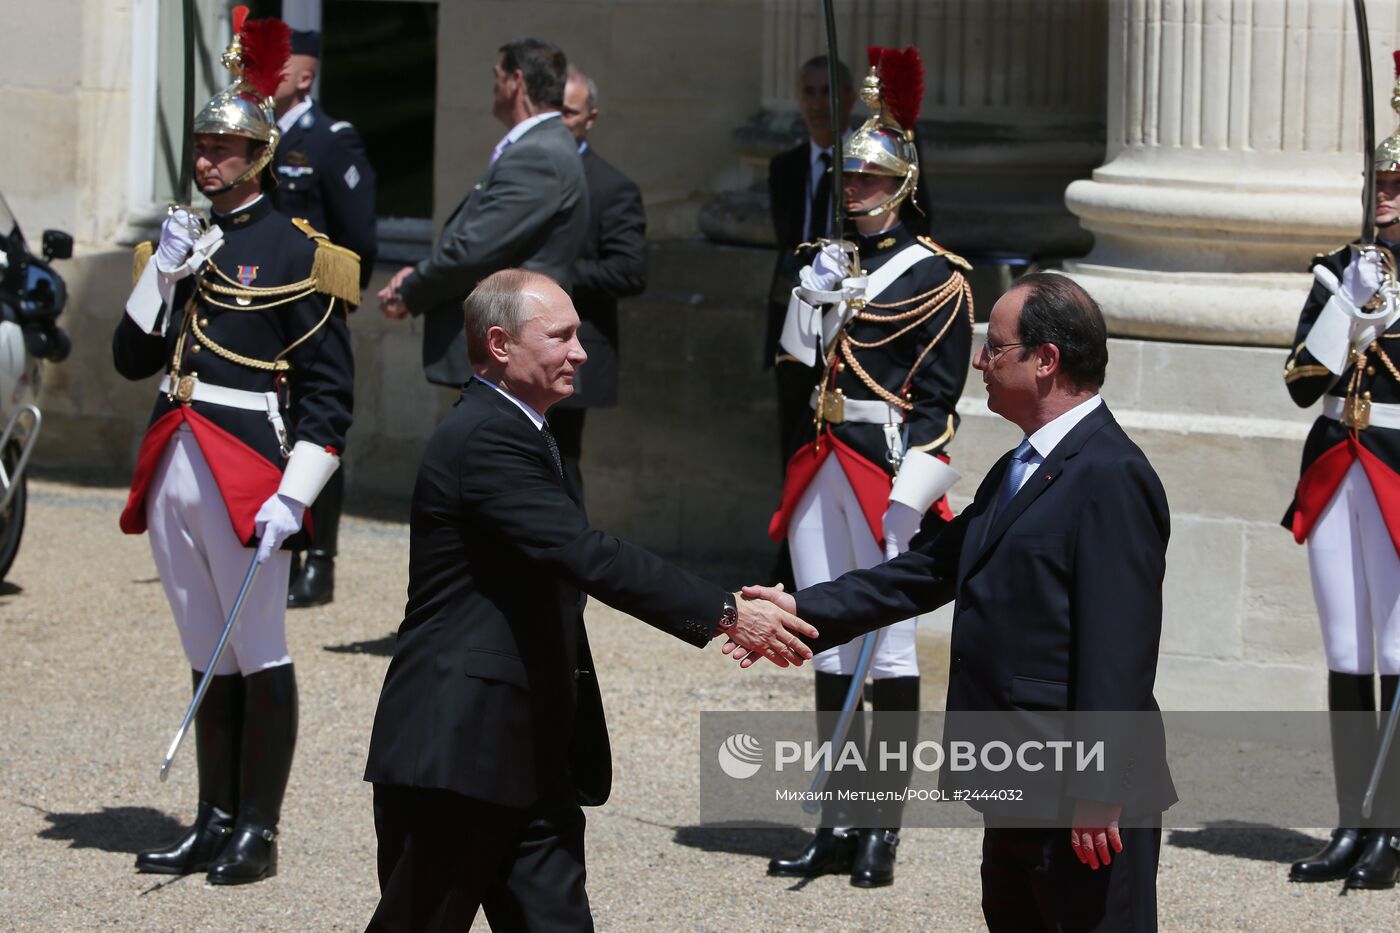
[742,272,1175,931]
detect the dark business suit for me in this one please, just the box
[550,145,647,495]
[795,403,1175,932]
[363,378,725,931]
[399,117,589,386]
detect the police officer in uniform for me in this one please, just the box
[115,15,356,885]
[1283,58,1400,892]
[273,28,376,608]
[766,47,973,888]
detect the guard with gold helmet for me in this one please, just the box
[766,46,973,888]
[1284,49,1400,891]
[114,8,356,885]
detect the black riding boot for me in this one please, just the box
[1291,671,1375,882]
[851,675,920,888]
[207,664,297,885]
[1345,674,1400,889]
[287,471,341,608]
[136,671,241,874]
[768,672,861,877]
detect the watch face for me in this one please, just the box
[719,604,738,629]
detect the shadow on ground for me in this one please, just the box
[1166,821,1323,863]
[31,804,184,854]
[323,633,396,656]
[673,822,812,859]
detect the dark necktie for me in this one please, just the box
[541,424,565,480]
[808,150,832,242]
[996,439,1037,513]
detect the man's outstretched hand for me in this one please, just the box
[720,584,815,669]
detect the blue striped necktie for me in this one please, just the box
[997,439,1037,512]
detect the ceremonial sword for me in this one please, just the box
[802,0,883,814]
[158,553,262,781]
[1349,0,1398,820]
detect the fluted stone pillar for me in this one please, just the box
[1065,0,1400,345]
[704,0,1109,259]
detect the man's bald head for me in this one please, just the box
[465,269,587,413]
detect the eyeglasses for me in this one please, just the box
[978,340,1028,363]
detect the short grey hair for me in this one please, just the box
[463,269,551,365]
[567,65,599,112]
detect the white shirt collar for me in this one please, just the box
[474,375,546,430]
[277,98,314,134]
[491,111,561,165]
[1024,394,1103,461]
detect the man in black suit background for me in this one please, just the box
[363,269,819,932]
[272,28,379,609]
[551,65,648,498]
[379,38,588,388]
[740,273,1174,931]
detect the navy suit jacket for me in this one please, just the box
[364,379,725,809]
[796,404,1176,819]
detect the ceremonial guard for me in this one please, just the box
[1284,51,1400,892]
[766,47,972,888]
[114,13,355,885]
[273,27,377,608]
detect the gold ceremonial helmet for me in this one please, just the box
[1378,50,1400,171]
[843,47,924,218]
[192,9,290,191]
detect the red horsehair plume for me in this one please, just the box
[238,15,291,100]
[1393,49,1400,78]
[868,46,924,132]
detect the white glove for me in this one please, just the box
[154,208,200,276]
[799,242,852,293]
[1341,249,1387,311]
[882,501,924,561]
[254,493,305,564]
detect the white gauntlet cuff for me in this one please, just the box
[889,449,961,514]
[278,440,340,508]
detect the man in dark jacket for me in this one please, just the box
[364,269,817,931]
[550,65,648,496]
[378,38,588,388]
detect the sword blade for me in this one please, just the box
[1356,0,1377,245]
[158,552,262,782]
[822,0,844,238]
[801,631,878,812]
[177,0,196,204]
[1363,684,1400,819]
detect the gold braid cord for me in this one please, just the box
[831,270,973,409]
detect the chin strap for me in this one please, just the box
[848,170,919,220]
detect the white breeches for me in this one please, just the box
[1307,461,1400,676]
[788,454,918,679]
[146,425,292,675]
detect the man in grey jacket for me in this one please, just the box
[379,38,588,387]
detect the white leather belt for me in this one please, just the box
[808,387,906,425]
[1323,394,1400,430]
[159,374,291,454]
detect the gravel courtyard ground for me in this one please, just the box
[0,477,1392,931]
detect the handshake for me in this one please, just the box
[718,583,816,670]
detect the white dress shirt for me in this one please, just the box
[1006,395,1104,498]
[489,111,562,166]
[474,375,545,430]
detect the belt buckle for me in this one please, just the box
[174,374,197,404]
[821,391,845,424]
[1342,394,1371,430]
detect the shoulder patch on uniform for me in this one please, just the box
[291,217,328,240]
[917,235,972,272]
[329,121,353,133]
[132,241,154,286]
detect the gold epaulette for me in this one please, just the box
[132,241,154,287]
[917,236,972,273]
[291,217,360,307]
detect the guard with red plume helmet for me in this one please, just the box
[116,5,357,889]
[842,46,925,218]
[191,7,291,194]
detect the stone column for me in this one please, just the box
[1065,0,1400,345]
[704,0,1109,259]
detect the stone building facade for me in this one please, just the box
[2,0,1396,707]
